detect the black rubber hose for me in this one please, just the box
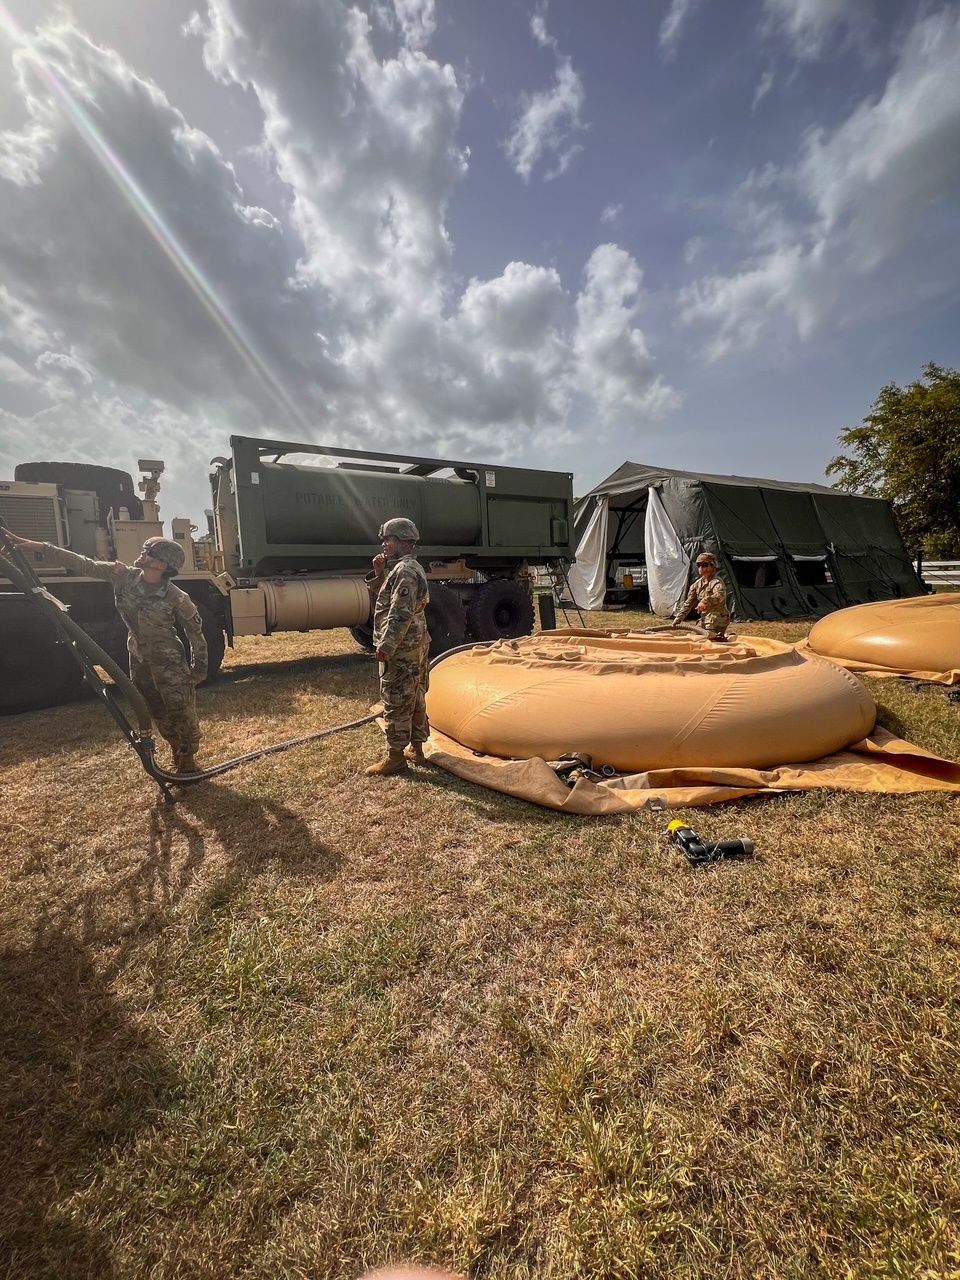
[0,550,154,734]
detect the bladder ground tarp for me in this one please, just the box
[424,629,960,812]
[800,594,960,685]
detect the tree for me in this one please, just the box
[827,362,960,557]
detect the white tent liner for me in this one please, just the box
[568,494,609,610]
[644,487,688,616]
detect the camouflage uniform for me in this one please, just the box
[34,545,207,755]
[372,553,431,751]
[675,574,730,638]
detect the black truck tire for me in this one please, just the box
[350,622,376,651]
[14,461,144,524]
[0,600,85,714]
[466,579,535,641]
[173,601,225,684]
[424,583,467,658]
[195,604,226,681]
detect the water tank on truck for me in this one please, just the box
[212,435,574,655]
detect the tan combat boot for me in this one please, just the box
[404,744,427,765]
[365,750,408,776]
[175,751,200,775]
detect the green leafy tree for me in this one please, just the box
[827,362,960,557]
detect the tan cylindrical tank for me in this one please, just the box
[260,577,371,632]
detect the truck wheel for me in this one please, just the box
[91,615,130,672]
[425,583,466,658]
[350,622,376,651]
[0,601,85,714]
[467,580,535,642]
[196,604,225,681]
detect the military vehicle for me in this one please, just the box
[0,435,574,714]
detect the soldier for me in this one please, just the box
[673,551,731,641]
[0,528,207,772]
[365,517,431,776]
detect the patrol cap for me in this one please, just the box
[696,552,717,567]
[379,517,420,542]
[143,537,185,573]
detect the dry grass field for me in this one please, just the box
[2,609,960,1280]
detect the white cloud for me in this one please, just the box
[0,17,340,428]
[0,3,675,516]
[600,202,622,224]
[393,0,436,50]
[503,13,586,182]
[680,7,960,359]
[199,0,466,318]
[752,70,775,112]
[761,0,872,60]
[0,352,36,387]
[573,245,680,417]
[659,0,698,60]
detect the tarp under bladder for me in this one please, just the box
[800,593,960,685]
[571,462,925,620]
[424,630,960,812]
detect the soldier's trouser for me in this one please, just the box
[131,657,200,754]
[701,610,730,638]
[381,647,430,751]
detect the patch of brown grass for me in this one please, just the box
[2,613,960,1278]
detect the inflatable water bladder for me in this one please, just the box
[427,629,876,773]
[804,594,960,684]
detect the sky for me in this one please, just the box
[0,0,958,524]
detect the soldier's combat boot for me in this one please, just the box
[175,751,200,775]
[365,750,408,776]
[404,744,427,765]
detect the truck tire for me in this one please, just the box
[467,580,535,642]
[195,604,225,681]
[90,615,130,672]
[174,601,224,683]
[14,461,144,524]
[425,583,466,658]
[0,600,85,714]
[350,622,376,651]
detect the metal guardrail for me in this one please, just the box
[920,561,960,586]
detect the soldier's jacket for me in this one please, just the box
[677,574,729,622]
[372,553,429,660]
[36,545,207,678]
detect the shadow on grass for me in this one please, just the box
[219,651,372,682]
[37,782,341,978]
[0,928,175,1278]
[137,782,340,948]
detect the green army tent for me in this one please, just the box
[568,462,926,621]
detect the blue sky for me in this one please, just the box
[0,0,958,522]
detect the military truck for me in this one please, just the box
[0,435,574,714]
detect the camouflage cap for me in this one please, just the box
[379,517,420,542]
[696,552,717,566]
[143,537,185,572]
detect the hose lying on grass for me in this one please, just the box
[0,533,376,803]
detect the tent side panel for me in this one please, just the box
[813,493,926,604]
[699,483,807,620]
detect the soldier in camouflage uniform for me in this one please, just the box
[365,517,431,777]
[673,552,731,641]
[1,529,207,772]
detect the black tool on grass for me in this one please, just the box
[667,819,754,866]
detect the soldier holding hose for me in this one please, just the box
[0,528,207,773]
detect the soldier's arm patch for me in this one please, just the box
[397,585,410,598]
